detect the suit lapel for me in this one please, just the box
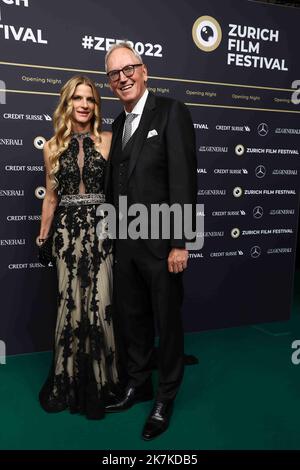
[110,112,125,161]
[127,92,156,182]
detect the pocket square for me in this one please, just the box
[147,129,158,139]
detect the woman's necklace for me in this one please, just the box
[71,131,91,140]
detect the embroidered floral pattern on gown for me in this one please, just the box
[39,136,119,419]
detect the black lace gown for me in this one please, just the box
[39,135,119,419]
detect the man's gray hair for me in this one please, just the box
[105,41,143,72]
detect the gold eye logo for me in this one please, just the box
[233,187,243,198]
[35,186,46,199]
[192,16,222,52]
[231,228,241,239]
[235,144,245,156]
[34,136,46,150]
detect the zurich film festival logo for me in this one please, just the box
[192,16,222,52]
[35,186,46,199]
[34,136,46,150]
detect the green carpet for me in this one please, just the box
[0,273,299,450]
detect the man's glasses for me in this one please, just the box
[107,64,143,82]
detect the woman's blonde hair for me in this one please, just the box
[49,75,101,187]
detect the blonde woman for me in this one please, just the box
[38,76,119,419]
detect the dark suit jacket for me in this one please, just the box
[106,91,197,259]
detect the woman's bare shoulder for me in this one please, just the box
[99,131,112,159]
[100,131,112,143]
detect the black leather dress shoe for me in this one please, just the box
[142,400,174,440]
[105,385,153,413]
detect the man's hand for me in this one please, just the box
[168,248,189,274]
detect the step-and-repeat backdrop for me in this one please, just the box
[0,0,300,354]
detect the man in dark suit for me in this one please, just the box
[104,42,197,440]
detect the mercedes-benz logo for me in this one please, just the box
[257,123,269,137]
[253,206,264,219]
[250,246,261,258]
[255,165,267,178]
